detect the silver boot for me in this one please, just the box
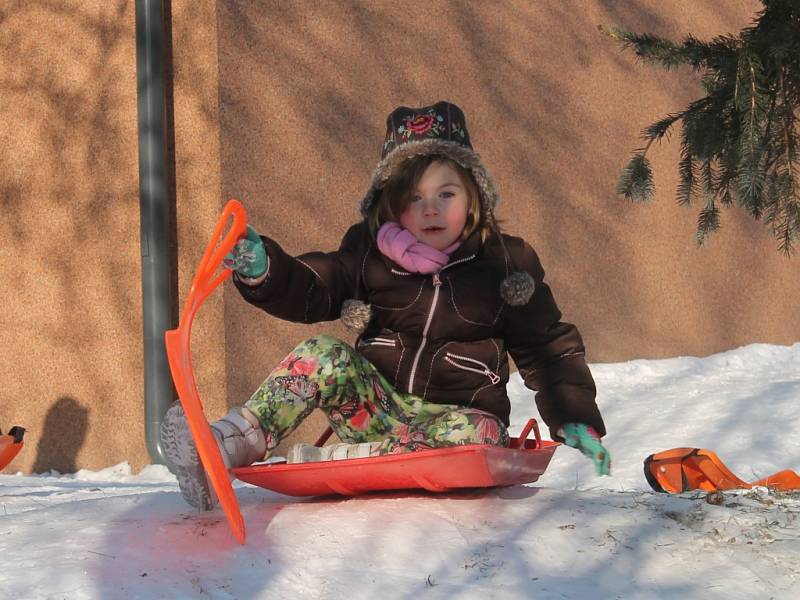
[160,403,266,510]
[211,406,267,469]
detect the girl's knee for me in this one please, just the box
[445,409,509,447]
[469,412,509,446]
[266,335,352,381]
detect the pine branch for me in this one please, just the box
[618,153,654,202]
[696,159,721,245]
[737,153,767,217]
[641,112,684,144]
[603,28,687,70]
[681,96,721,160]
[696,198,721,245]
[715,148,738,207]
[700,158,715,197]
[608,0,800,252]
[677,136,697,206]
[775,65,799,252]
[603,27,732,72]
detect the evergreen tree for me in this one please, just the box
[608,0,800,254]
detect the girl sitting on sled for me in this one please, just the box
[161,101,609,510]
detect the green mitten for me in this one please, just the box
[562,423,611,476]
[224,225,268,279]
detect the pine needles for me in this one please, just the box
[606,0,800,254]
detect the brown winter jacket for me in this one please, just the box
[233,221,605,441]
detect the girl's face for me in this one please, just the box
[399,161,469,250]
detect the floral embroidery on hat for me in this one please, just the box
[383,131,395,152]
[398,110,444,140]
[451,120,466,140]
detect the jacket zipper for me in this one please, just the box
[405,255,476,395]
[407,272,442,394]
[444,352,501,384]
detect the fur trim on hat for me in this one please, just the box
[358,139,501,230]
[500,271,536,306]
[340,299,372,334]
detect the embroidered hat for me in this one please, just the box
[358,101,501,230]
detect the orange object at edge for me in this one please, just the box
[164,199,248,544]
[0,427,25,471]
[644,447,800,494]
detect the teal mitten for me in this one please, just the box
[224,225,268,279]
[561,423,611,476]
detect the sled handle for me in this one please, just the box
[513,418,542,450]
[188,199,248,307]
[165,199,248,545]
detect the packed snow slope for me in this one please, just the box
[1,343,799,599]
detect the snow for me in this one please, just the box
[2,343,799,599]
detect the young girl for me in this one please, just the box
[161,101,610,510]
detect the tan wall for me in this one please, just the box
[0,0,229,474]
[1,2,145,473]
[3,0,795,474]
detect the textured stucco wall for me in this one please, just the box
[216,1,792,455]
[0,2,144,473]
[0,0,228,473]
[3,0,795,474]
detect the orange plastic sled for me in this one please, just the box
[644,447,800,494]
[234,419,557,497]
[166,200,560,545]
[0,426,25,471]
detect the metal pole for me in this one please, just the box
[135,0,175,467]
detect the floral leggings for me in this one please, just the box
[244,335,509,457]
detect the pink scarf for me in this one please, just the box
[377,222,461,274]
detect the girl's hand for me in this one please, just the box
[561,423,611,476]
[224,225,268,279]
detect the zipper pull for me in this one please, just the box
[485,370,501,384]
[432,273,441,287]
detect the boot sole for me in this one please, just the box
[160,402,217,511]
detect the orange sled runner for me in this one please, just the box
[644,447,800,494]
[0,426,25,471]
[165,200,558,544]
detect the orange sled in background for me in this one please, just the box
[644,447,800,494]
[0,426,25,471]
[165,200,559,545]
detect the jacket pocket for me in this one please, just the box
[358,336,397,348]
[423,339,505,399]
[357,331,406,388]
[444,352,501,384]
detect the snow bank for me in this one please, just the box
[1,343,798,598]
